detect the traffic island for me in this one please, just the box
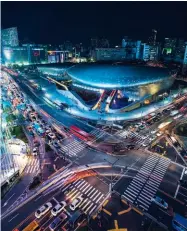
[89,193,167,231]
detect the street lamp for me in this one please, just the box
[103,158,119,194]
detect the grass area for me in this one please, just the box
[11,126,28,143]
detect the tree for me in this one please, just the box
[6,114,16,124]
[3,105,12,114]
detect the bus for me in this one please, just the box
[22,220,39,231]
[172,213,187,231]
[70,126,94,142]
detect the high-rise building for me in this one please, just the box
[1,27,19,47]
[148,29,157,45]
[175,39,186,63]
[163,38,177,56]
[91,37,99,49]
[100,38,110,48]
[91,38,110,49]
[93,48,126,61]
[122,37,141,60]
[140,43,160,61]
[140,43,150,61]
[2,44,47,65]
[63,41,73,52]
[183,43,187,64]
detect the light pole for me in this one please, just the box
[103,158,119,194]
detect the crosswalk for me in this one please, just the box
[60,140,87,157]
[89,129,106,142]
[65,178,106,216]
[24,158,40,174]
[123,155,170,211]
[117,130,149,146]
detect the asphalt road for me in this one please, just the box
[2,70,187,231]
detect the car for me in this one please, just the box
[70,195,84,211]
[162,109,168,114]
[32,148,38,156]
[126,144,135,150]
[45,129,51,134]
[48,133,56,139]
[149,136,155,141]
[52,142,60,148]
[51,201,67,216]
[153,117,160,122]
[139,125,145,130]
[35,202,53,218]
[151,196,168,209]
[141,135,147,140]
[45,125,51,130]
[151,129,157,134]
[157,112,162,117]
[142,142,149,147]
[49,213,67,231]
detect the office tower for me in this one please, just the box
[1,27,19,47]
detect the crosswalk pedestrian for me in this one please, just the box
[25,158,40,174]
[60,140,86,157]
[64,179,106,215]
[117,130,149,146]
[123,155,170,211]
[89,129,106,142]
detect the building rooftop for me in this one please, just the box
[67,63,172,89]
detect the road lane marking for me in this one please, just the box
[8,213,19,222]
[103,208,112,216]
[3,193,15,207]
[53,197,59,203]
[34,195,43,202]
[174,185,180,198]
[118,206,132,215]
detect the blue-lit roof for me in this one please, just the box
[67,64,172,89]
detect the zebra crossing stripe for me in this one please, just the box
[84,202,94,214]
[77,181,86,189]
[90,190,98,199]
[126,189,138,196]
[79,182,89,191]
[128,184,140,192]
[123,195,134,203]
[139,193,151,202]
[67,188,77,197]
[89,205,97,215]
[144,185,157,193]
[123,192,135,201]
[126,187,140,194]
[93,191,102,201]
[71,192,81,201]
[82,184,92,193]
[84,185,93,194]
[87,188,96,197]
[137,199,149,207]
[139,204,148,211]
[82,200,91,210]
[79,198,88,208]
[95,194,104,204]
[141,190,154,198]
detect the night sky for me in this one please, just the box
[2,1,187,46]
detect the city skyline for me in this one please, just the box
[2,1,187,46]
